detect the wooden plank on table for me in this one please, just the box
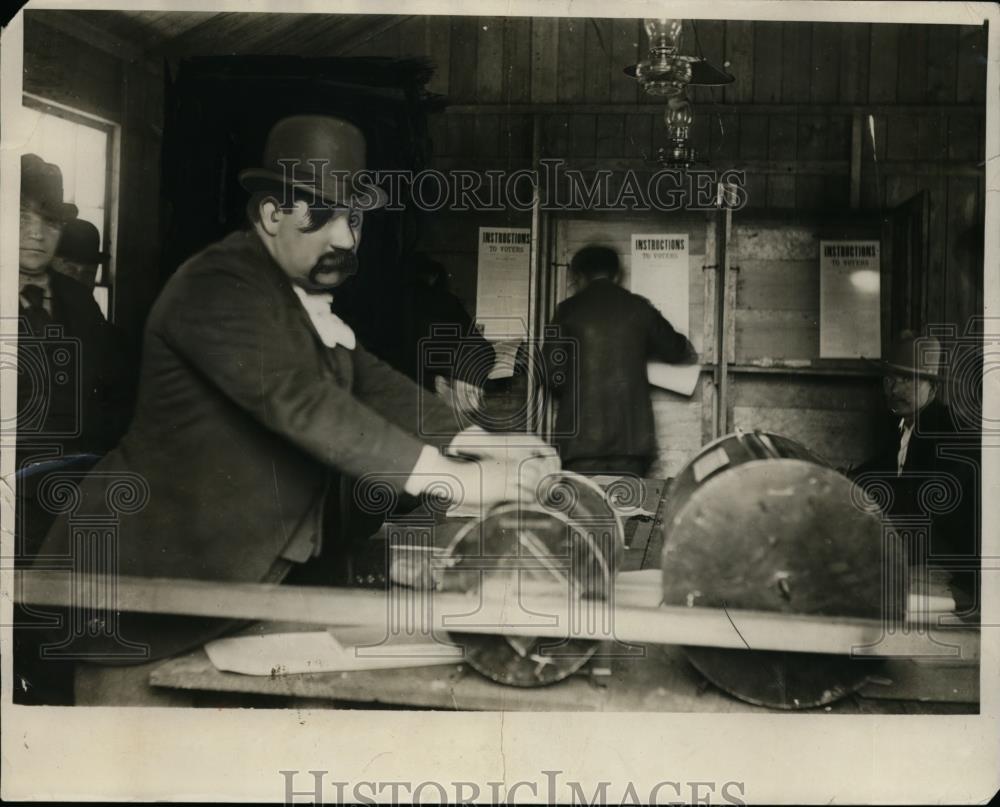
[449,16,479,103]
[810,22,839,104]
[584,18,612,103]
[780,21,811,103]
[531,17,559,103]
[610,18,639,104]
[724,20,754,103]
[868,23,899,104]
[476,16,504,104]
[18,570,979,659]
[753,22,783,103]
[926,24,958,104]
[557,17,586,102]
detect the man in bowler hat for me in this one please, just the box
[52,218,109,292]
[14,154,133,704]
[31,116,557,687]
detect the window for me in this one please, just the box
[20,93,119,318]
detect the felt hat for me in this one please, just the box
[876,330,945,380]
[238,115,387,210]
[57,218,109,265]
[21,153,78,222]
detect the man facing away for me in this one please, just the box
[543,244,695,478]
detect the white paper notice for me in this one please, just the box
[475,226,532,341]
[819,240,881,358]
[630,233,689,335]
[646,361,701,396]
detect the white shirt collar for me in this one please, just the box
[291,285,356,350]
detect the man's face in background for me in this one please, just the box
[19,201,63,275]
[883,371,935,420]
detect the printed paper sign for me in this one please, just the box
[819,240,881,358]
[630,233,689,336]
[475,227,532,341]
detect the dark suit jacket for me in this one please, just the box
[16,270,132,463]
[544,279,693,465]
[854,399,980,603]
[34,230,457,661]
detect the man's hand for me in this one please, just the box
[446,426,560,478]
[404,438,559,512]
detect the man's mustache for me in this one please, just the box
[308,250,358,286]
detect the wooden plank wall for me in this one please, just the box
[352,17,986,336]
[23,14,165,341]
[349,15,986,474]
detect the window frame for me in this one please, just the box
[22,91,121,320]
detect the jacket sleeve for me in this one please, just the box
[644,298,696,363]
[351,343,460,444]
[158,264,430,490]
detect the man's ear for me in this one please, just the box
[257,196,284,236]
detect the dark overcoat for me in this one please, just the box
[33,230,457,660]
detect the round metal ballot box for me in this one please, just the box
[660,430,905,708]
[440,473,625,687]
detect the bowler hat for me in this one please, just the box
[238,115,387,211]
[876,330,945,380]
[21,153,78,222]
[57,219,110,265]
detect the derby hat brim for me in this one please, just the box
[238,169,388,211]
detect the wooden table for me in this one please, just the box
[143,476,978,712]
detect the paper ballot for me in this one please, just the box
[205,630,461,676]
[646,361,701,396]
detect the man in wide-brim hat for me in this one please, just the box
[32,115,558,682]
[854,329,980,621]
